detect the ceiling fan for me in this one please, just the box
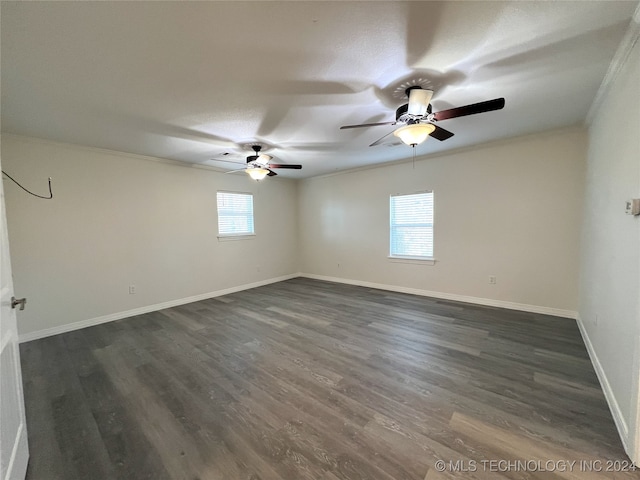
[341,87,505,147]
[213,145,302,181]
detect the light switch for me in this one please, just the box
[626,199,640,216]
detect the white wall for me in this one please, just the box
[298,129,586,316]
[2,135,299,339]
[578,25,640,459]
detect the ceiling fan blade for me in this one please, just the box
[267,169,278,177]
[268,164,302,169]
[340,121,396,130]
[432,98,505,121]
[212,158,245,165]
[369,130,396,147]
[428,124,455,141]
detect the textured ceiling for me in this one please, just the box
[1,1,637,178]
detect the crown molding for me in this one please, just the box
[0,133,294,182]
[302,125,586,182]
[586,5,640,124]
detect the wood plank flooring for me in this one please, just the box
[20,278,638,479]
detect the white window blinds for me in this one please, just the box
[217,192,255,236]
[390,191,434,258]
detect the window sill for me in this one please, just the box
[217,234,256,242]
[388,256,436,265]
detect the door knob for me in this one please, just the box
[11,297,26,311]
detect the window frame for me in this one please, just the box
[389,190,435,262]
[216,190,256,240]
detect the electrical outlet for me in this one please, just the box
[129,285,136,295]
[489,276,497,284]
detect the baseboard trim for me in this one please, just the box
[5,422,28,480]
[20,272,578,341]
[18,273,299,343]
[576,315,630,454]
[299,273,577,319]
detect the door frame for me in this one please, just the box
[0,141,29,479]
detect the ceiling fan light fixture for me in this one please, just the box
[246,167,269,181]
[407,88,433,116]
[393,123,436,146]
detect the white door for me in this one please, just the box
[0,153,29,478]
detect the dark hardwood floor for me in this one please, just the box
[20,278,638,479]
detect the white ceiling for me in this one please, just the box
[1,1,637,178]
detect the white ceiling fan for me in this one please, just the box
[341,86,505,147]
[213,144,302,181]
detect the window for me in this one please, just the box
[217,191,254,237]
[390,191,434,258]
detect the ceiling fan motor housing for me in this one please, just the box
[247,144,262,163]
[396,103,433,124]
